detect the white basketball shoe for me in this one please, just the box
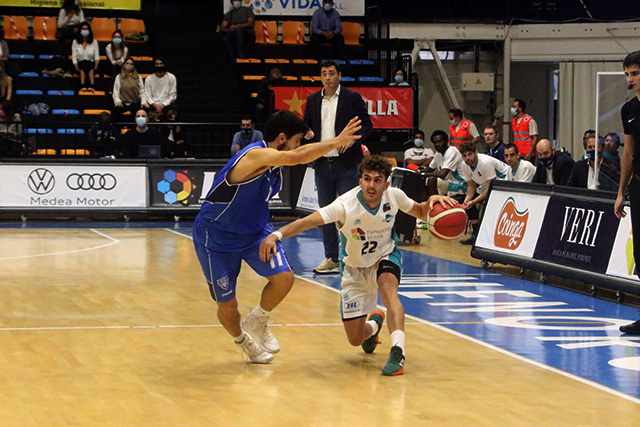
[236,333,274,364]
[241,312,280,354]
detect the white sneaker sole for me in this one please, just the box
[313,267,340,274]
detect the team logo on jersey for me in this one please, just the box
[494,197,529,250]
[216,275,229,290]
[351,228,366,241]
[383,203,391,212]
[384,214,393,223]
[354,219,362,225]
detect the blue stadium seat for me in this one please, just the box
[18,72,39,77]
[16,89,44,95]
[340,76,355,82]
[56,129,85,134]
[52,109,80,115]
[39,54,65,59]
[47,90,75,95]
[322,59,346,64]
[349,59,375,65]
[25,128,54,134]
[9,54,34,59]
[357,76,384,82]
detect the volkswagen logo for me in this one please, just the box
[66,173,117,191]
[28,168,55,195]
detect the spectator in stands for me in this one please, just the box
[57,0,85,41]
[106,30,128,79]
[567,135,620,191]
[310,0,345,60]
[484,124,505,163]
[389,69,410,86]
[231,117,264,156]
[221,0,256,59]
[145,57,177,115]
[0,100,22,157]
[88,111,119,158]
[404,130,433,169]
[0,30,19,78]
[0,62,13,103]
[459,141,511,244]
[120,109,164,159]
[255,68,286,124]
[604,132,621,166]
[532,139,575,185]
[449,108,481,148]
[504,142,535,182]
[112,57,147,123]
[161,108,190,158]
[72,22,99,92]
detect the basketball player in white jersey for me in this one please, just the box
[260,156,455,375]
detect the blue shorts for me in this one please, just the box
[193,220,291,303]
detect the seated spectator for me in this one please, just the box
[88,112,119,158]
[112,57,148,123]
[231,117,263,156]
[105,30,128,79]
[532,139,574,185]
[389,69,410,86]
[404,129,433,168]
[0,29,19,78]
[0,62,13,103]
[255,68,286,124]
[72,22,99,92]
[310,0,345,60]
[221,0,255,59]
[144,57,177,115]
[120,109,164,159]
[604,132,621,166]
[57,0,85,41]
[0,100,22,157]
[567,135,620,191]
[160,108,190,158]
[504,142,535,182]
[484,124,505,163]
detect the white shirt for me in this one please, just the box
[71,39,99,64]
[431,146,467,195]
[144,72,177,107]
[321,85,341,157]
[463,153,511,192]
[112,74,147,105]
[510,159,536,182]
[319,186,414,268]
[404,146,434,163]
[106,43,129,66]
[57,8,84,28]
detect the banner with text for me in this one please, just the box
[0,165,146,208]
[296,167,319,212]
[272,86,413,129]
[5,0,141,10]
[225,0,364,17]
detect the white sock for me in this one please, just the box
[390,330,405,352]
[233,332,247,344]
[365,320,380,338]
[252,305,271,318]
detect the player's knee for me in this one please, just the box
[216,299,238,317]
[272,270,295,289]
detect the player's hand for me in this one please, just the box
[614,194,627,219]
[335,117,361,147]
[337,140,355,154]
[305,129,315,140]
[259,234,279,262]
[428,195,457,211]
[462,199,475,210]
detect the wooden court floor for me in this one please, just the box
[0,227,639,426]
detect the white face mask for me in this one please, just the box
[80,30,90,38]
[136,117,147,127]
[510,107,518,115]
[233,1,242,9]
[324,3,333,11]
[414,138,424,147]
[449,119,457,125]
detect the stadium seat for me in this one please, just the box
[47,90,75,95]
[342,22,362,46]
[254,20,277,44]
[293,59,318,64]
[264,59,290,63]
[18,72,39,77]
[3,16,28,40]
[57,129,86,134]
[9,54,34,59]
[61,149,90,155]
[235,58,261,63]
[33,16,57,40]
[349,59,375,65]
[84,109,111,115]
[78,90,106,96]
[282,21,305,45]
[130,56,153,61]
[385,157,398,168]
[120,18,146,36]
[91,18,116,42]
[301,76,320,82]
[340,76,355,82]
[243,75,265,80]
[25,129,53,134]
[357,76,384,82]
[52,109,80,115]
[16,90,44,95]
[283,76,298,81]
[39,54,65,59]
[36,149,57,155]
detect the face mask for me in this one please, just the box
[80,30,90,38]
[414,138,423,148]
[136,117,147,127]
[539,154,554,168]
[155,66,165,73]
[510,107,518,115]
[394,75,404,83]
[112,37,122,45]
[324,3,332,11]
[449,120,457,126]
[585,149,596,161]
[241,128,252,135]
[233,1,242,9]
[75,0,79,5]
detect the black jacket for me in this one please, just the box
[532,152,575,186]
[566,157,620,192]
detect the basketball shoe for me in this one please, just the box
[236,333,274,364]
[313,258,340,274]
[361,310,385,353]
[620,318,640,334]
[382,345,405,376]
[242,313,280,353]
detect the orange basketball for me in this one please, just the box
[426,201,468,240]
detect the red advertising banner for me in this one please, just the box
[272,86,413,129]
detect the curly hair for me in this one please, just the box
[358,155,393,180]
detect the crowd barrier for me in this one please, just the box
[471,180,640,297]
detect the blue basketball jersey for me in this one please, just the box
[196,141,282,250]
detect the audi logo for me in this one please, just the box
[28,168,55,194]
[66,173,117,191]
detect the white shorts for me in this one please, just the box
[340,264,380,320]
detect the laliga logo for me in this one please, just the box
[494,197,529,250]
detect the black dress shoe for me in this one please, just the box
[620,319,640,334]
[460,235,476,245]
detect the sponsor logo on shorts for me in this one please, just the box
[343,301,360,311]
[216,275,229,290]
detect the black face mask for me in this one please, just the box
[155,66,165,73]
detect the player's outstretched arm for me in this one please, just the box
[259,211,326,262]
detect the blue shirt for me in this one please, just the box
[231,129,264,155]
[487,141,506,163]
[311,7,342,35]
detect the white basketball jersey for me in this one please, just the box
[318,186,414,268]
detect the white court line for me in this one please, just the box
[0,228,119,261]
[164,228,192,239]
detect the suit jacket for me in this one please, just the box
[566,157,620,192]
[303,85,373,168]
[532,152,574,186]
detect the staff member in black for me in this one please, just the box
[615,50,640,334]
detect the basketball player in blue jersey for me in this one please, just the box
[193,110,362,364]
[260,156,455,375]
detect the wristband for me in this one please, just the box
[271,231,283,241]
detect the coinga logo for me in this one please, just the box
[28,168,55,195]
[494,197,529,250]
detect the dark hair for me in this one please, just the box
[458,141,476,154]
[623,51,640,69]
[154,56,166,65]
[415,129,425,139]
[504,142,518,153]
[394,69,406,78]
[514,98,526,112]
[484,124,498,134]
[240,116,253,123]
[76,21,93,43]
[62,0,80,13]
[358,155,393,180]
[430,129,448,142]
[605,132,621,146]
[320,59,341,74]
[449,108,463,118]
[263,110,309,142]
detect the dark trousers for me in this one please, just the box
[314,157,359,261]
[112,101,141,124]
[223,28,255,58]
[310,33,345,60]
[630,178,640,278]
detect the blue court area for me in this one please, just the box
[4,219,640,402]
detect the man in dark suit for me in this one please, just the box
[567,135,620,191]
[532,139,574,186]
[303,59,373,273]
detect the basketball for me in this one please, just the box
[426,201,468,240]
